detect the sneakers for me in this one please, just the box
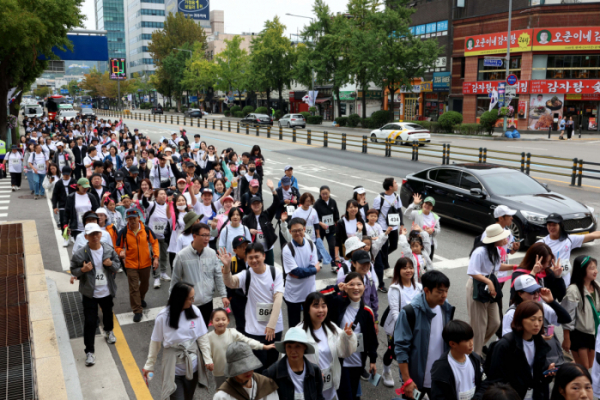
[382,368,394,387]
[11,186,15,192]
[85,352,96,366]
[141,300,147,308]
[160,272,171,281]
[105,331,116,344]
[378,286,388,293]
[153,278,161,288]
[34,195,38,200]
[117,267,123,273]
[63,238,70,247]
[133,313,142,323]
[360,368,370,380]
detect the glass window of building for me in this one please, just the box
[477,56,521,81]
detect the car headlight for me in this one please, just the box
[521,210,548,224]
[585,205,597,222]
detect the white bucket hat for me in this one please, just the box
[344,236,366,256]
[274,327,315,355]
[482,223,511,244]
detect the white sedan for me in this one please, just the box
[370,122,431,145]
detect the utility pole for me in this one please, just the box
[503,0,512,134]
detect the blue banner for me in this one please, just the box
[414,25,426,35]
[437,20,449,32]
[426,23,437,34]
[39,35,108,61]
[178,0,209,20]
[433,72,451,92]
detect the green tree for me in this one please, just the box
[215,36,249,107]
[34,87,52,98]
[249,17,295,111]
[302,0,352,118]
[80,67,102,97]
[67,80,79,97]
[182,42,219,111]
[373,0,441,121]
[0,0,85,141]
[162,47,191,112]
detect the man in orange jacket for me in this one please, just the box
[116,209,160,322]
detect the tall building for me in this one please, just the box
[95,0,126,71]
[124,0,166,78]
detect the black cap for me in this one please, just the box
[114,171,125,181]
[250,195,262,204]
[84,213,99,221]
[62,166,72,174]
[181,152,189,159]
[351,250,371,264]
[232,235,251,249]
[126,209,139,218]
[186,161,195,168]
[130,166,139,174]
[546,213,563,224]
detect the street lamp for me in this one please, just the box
[285,13,314,22]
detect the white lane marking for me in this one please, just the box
[0,201,9,204]
[293,171,379,194]
[430,253,525,270]
[0,195,10,198]
[45,195,71,271]
[433,254,449,261]
[0,213,7,217]
[507,146,547,151]
[0,207,8,210]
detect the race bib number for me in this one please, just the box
[77,212,85,226]
[305,226,314,237]
[256,302,274,322]
[560,259,571,277]
[152,222,166,235]
[322,367,333,391]
[37,163,46,171]
[95,269,107,286]
[256,231,265,243]
[388,213,401,226]
[286,205,296,215]
[459,387,476,400]
[356,333,364,353]
[322,214,334,226]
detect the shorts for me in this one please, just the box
[570,329,595,351]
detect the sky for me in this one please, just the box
[80,0,350,38]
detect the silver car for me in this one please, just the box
[278,114,306,128]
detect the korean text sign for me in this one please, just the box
[532,28,600,51]
[464,29,533,56]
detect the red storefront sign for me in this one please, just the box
[464,29,533,56]
[532,28,600,51]
[463,81,529,95]
[530,80,600,94]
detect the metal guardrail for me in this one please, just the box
[95,110,598,187]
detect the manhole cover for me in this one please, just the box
[18,195,35,200]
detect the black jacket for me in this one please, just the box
[52,178,77,209]
[72,145,87,166]
[88,185,110,206]
[263,356,325,400]
[335,217,367,248]
[108,181,133,202]
[240,190,262,216]
[239,173,260,199]
[242,201,278,251]
[137,166,150,181]
[320,284,378,364]
[274,186,301,220]
[314,197,340,237]
[431,351,484,400]
[486,332,552,400]
[65,192,100,231]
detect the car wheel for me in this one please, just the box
[286,122,291,128]
[395,137,402,145]
[509,219,524,243]
[370,134,378,143]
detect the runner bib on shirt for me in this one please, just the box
[560,259,571,276]
[152,221,167,235]
[321,214,334,226]
[460,387,476,400]
[305,226,314,237]
[286,205,296,215]
[77,212,85,226]
[37,163,45,171]
[388,213,401,226]
[322,367,333,391]
[256,231,265,243]
[256,302,273,322]
[95,269,107,286]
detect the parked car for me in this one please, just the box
[400,163,596,246]
[184,108,203,118]
[240,113,273,128]
[278,114,306,129]
[151,106,163,114]
[370,122,431,145]
[80,108,96,120]
[22,105,44,118]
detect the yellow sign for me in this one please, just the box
[518,32,532,50]
[566,94,582,100]
[420,82,433,92]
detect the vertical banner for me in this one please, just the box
[489,89,499,111]
[518,101,528,119]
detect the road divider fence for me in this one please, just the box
[96,110,596,187]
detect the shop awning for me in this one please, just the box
[315,97,331,103]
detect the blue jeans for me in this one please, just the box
[26,171,35,192]
[32,173,46,196]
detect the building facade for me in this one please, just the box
[454,1,600,132]
[124,0,166,78]
[95,0,127,72]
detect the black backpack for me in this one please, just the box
[244,264,277,294]
[283,239,315,282]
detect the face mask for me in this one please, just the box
[240,171,247,176]
[249,167,256,173]
[176,205,187,211]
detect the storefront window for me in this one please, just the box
[545,55,600,79]
[478,56,521,81]
[476,97,518,118]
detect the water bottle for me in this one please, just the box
[147,372,153,382]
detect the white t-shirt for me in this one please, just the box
[90,247,110,298]
[342,301,362,367]
[373,193,402,230]
[366,223,383,238]
[146,202,169,239]
[481,227,515,279]
[540,234,585,286]
[292,207,320,241]
[343,217,358,238]
[197,201,223,227]
[467,246,501,276]
[29,152,47,173]
[399,284,422,310]
[313,327,335,400]
[282,239,318,303]
[448,353,476,400]
[175,233,194,253]
[75,193,92,231]
[7,153,23,173]
[421,213,436,230]
[423,305,444,388]
[523,338,535,376]
[61,179,71,197]
[286,360,306,395]
[151,305,207,376]
[236,267,284,335]
[218,224,251,254]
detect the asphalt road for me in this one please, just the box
[22,115,600,399]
